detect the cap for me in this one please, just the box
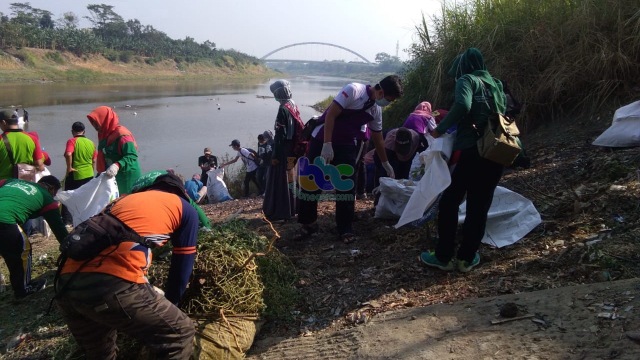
[394,127,413,160]
[72,121,85,132]
[204,147,212,154]
[229,139,240,147]
[0,109,17,122]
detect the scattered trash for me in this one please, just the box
[491,314,534,325]
[0,273,6,293]
[349,249,361,257]
[5,330,29,352]
[613,214,625,223]
[609,185,627,191]
[346,311,369,324]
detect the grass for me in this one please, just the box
[384,0,640,132]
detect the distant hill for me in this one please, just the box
[0,48,277,83]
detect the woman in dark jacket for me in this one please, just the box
[420,48,507,273]
[262,80,301,221]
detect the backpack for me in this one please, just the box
[241,148,260,165]
[283,102,309,158]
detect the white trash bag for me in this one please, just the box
[207,168,233,204]
[56,173,120,227]
[459,186,542,248]
[374,178,417,219]
[593,100,640,147]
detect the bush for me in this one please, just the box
[45,51,65,64]
[119,50,134,63]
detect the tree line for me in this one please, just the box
[0,3,259,67]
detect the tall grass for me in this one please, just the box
[386,0,640,131]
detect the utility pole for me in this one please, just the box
[396,41,399,58]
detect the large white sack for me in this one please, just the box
[206,168,233,203]
[374,178,417,219]
[56,173,120,227]
[593,100,640,147]
[395,135,453,228]
[459,186,542,248]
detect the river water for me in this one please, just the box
[0,76,357,179]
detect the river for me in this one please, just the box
[0,76,358,179]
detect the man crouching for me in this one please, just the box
[55,172,198,359]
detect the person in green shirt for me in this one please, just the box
[0,109,44,180]
[61,121,97,226]
[420,47,507,273]
[86,106,142,195]
[0,175,68,298]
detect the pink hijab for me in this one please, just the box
[411,101,433,117]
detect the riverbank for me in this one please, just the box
[0,48,278,83]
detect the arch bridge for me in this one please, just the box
[261,42,372,64]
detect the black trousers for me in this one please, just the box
[297,138,359,235]
[435,146,503,263]
[0,223,32,297]
[244,169,262,197]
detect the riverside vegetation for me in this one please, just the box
[1,0,640,358]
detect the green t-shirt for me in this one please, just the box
[0,179,68,242]
[68,136,96,180]
[0,131,37,180]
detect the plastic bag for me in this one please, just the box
[395,137,452,228]
[459,186,541,248]
[206,168,233,204]
[56,173,120,227]
[374,178,417,219]
[593,100,640,147]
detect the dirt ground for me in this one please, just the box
[1,111,639,359]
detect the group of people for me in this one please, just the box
[0,47,513,358]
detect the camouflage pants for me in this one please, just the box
[56,276,194,360]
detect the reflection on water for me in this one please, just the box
[4,76,359,179]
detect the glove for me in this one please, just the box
[382,161,395,179]
[105,163,120,178]
[321,142,334,163]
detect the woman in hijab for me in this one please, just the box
[420,48,507,273]
[263,80,303,221]
[403,101,437,136]
[87,106,142,194]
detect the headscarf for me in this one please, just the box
[448,48,506,113]
[87,106,138,148]
[269,79,293,103]
[411,101,433,118]
[130,170,188,201]
[87,106,138,171]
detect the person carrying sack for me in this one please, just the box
[421,47,507,273]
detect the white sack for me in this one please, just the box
[593,100,640,147]
[56,173,120,227]
[459,186,542,248]
[207,168,233,203]
[374,178,417,219]
[395,137,453,228]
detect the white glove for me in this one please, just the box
[105,163,119,178]
[321,142,334,163]
[382,161,395,179]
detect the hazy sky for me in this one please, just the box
[0,0,443,62]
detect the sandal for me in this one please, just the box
[293,223,318,241]
[339,232,356,244]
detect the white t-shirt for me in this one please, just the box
[312,83,383,139]
[238,148,258,172]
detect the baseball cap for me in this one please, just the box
[204,147,212,154]
[72,121,85,132]
[0,109,17,122]
[229,139,240,147]
[394,127,413,161]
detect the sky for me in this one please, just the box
[0,0,444,62]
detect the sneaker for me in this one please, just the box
[458,253,481,273]
[16,279,47,298]
[419,251,455,271]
